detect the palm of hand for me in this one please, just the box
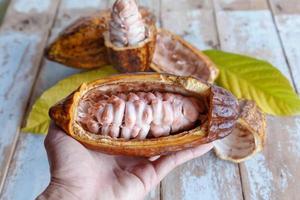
[43,123,213,200]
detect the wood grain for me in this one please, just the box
[214,0,300,199]
[269,0,300,14]
[0,0,10,24]
[269,0,300,92]
[0,0,60,193]
[160,1,243,200]
[0,0,108,199]
[216,0,268,11]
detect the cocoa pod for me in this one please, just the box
[104,23,156,72]
[49,73,239,157]
[151,29,219,83]
[46,10,110,69]
[213,99,266,163]
[104,1,156,72]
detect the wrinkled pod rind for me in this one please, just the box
[213,99,266,163]
[45,10,111,69]
[49,73,239,157]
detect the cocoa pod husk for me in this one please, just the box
[49,73,239,157]
[213,99,266,163]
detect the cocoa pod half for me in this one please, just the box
[49,73,239,157]
[46,11,110,69]
[213,99,266,163]
[151,29,219,83]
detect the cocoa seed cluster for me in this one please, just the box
[77,91,203,139]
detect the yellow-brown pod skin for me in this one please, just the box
[49,73,239,157]
[104,24,156,72]
[46,11,110,69]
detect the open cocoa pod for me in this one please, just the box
[213,99,266,163]
[49,73,239,157]
[151,29,219,83]
[103,0,157,72]
[103,22,157,72]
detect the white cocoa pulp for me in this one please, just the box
[77,91,204,140]
[109,0,146,47]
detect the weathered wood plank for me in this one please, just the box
[214,0,300,199]
[0,0,10,24]
[269,0,300,92]
[0,0,60,193]
[269,0,300,14]
[0,1,109,199]
[160,1,243,200]
[216,0,268,11]
[161,0,219,49]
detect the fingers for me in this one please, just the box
[127,144,213,193]
[153,143,213,180]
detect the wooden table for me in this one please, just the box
[0,0,299,199]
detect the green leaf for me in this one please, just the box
[22,66,117,134]
[203,50,300,116]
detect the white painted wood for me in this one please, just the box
[269,0,300,14]
[161,0,219,50]
[0,0,10,23]
[162,153,243,200]
[213,9,291,81]
[0,134,48,200]
[0,0,109,199]
[160,1,243,200]
[0,0,60,193]
[269,0,300,92]
[214,0,300,199]
[216,0,268,11]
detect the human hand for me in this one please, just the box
[37,122,213,200]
